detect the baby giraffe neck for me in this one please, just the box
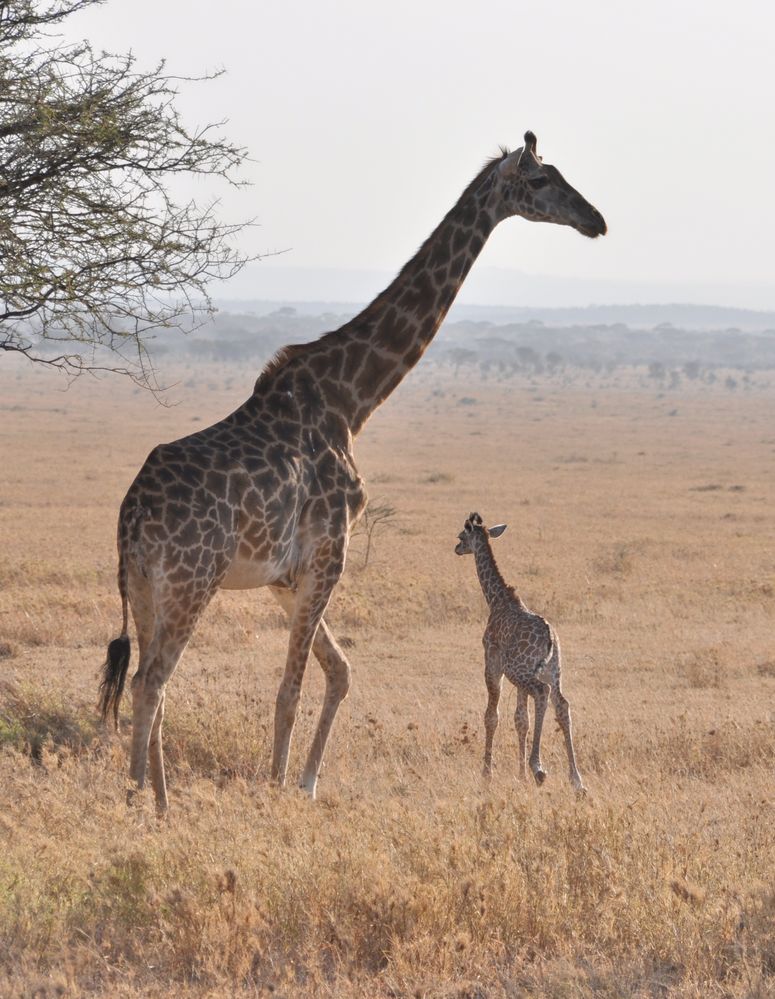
[474,540,508,608]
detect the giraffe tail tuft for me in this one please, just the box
[98,636,131,730]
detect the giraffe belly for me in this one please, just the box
[220,555,289,590]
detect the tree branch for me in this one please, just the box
[0,0,255,389]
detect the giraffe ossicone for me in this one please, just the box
[98,133,604,812]
[455,512,585,793]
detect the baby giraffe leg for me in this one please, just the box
[552,686,585,793]
[482,657,503,778]
[513,686,529,781]
[528,682,550,785]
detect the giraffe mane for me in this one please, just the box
[253,326,345,389]
[255,343,309,386]
[448,149,510,213]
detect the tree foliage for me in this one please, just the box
[0,0,252,386]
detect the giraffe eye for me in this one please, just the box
[528,176,550,190]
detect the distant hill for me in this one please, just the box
[216,299,775,333]
[212,262,775,312]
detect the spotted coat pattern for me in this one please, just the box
[100,133,604,812]
[456,513,585,792]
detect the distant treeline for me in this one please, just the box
[146,305,775,376]
[433,319,775,373]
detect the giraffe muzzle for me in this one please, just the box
[579,207,607,239]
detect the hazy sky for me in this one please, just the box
[65,1,775,306]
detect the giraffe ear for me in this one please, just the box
[488,524,507,539]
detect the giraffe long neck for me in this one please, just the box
[473,539,510,609]
[344,178,498,433]
[280,161,502,435]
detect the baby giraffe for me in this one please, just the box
[455,513,585,793]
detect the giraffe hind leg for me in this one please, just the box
[528,682,550,785]
[552,686,585,794]
[126,570,171,813]
[147,692,168,814]
[544,635,585,794]
[128,587,211,811]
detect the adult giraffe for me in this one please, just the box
[99,131,606,813]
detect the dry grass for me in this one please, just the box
[1,359,774,997]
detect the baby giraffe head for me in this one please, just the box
[454,512,507,555]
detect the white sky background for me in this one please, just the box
[66,1,775,307]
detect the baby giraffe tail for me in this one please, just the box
[98,540,131,731]
[535,625,556,686]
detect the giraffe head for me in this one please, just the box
[455,512,508,555]
[490,131,606,238]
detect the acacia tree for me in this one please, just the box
[353,500,397,570]
[0,0,252,386]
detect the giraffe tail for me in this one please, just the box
[98,535,131,731]
[536,625,557,684]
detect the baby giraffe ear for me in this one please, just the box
[488,524,508,539]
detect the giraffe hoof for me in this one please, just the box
[533,769,547,786]
[299,777,318,801]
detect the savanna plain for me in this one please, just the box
[1,358,773,998]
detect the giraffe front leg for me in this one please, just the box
[300,618,351,797]
[528,683,550,785]
[482,660,503,778]
[270,587,351,800]
[271,562,341,792]
[514,686,529,781]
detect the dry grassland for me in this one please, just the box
[1,358,774,998]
